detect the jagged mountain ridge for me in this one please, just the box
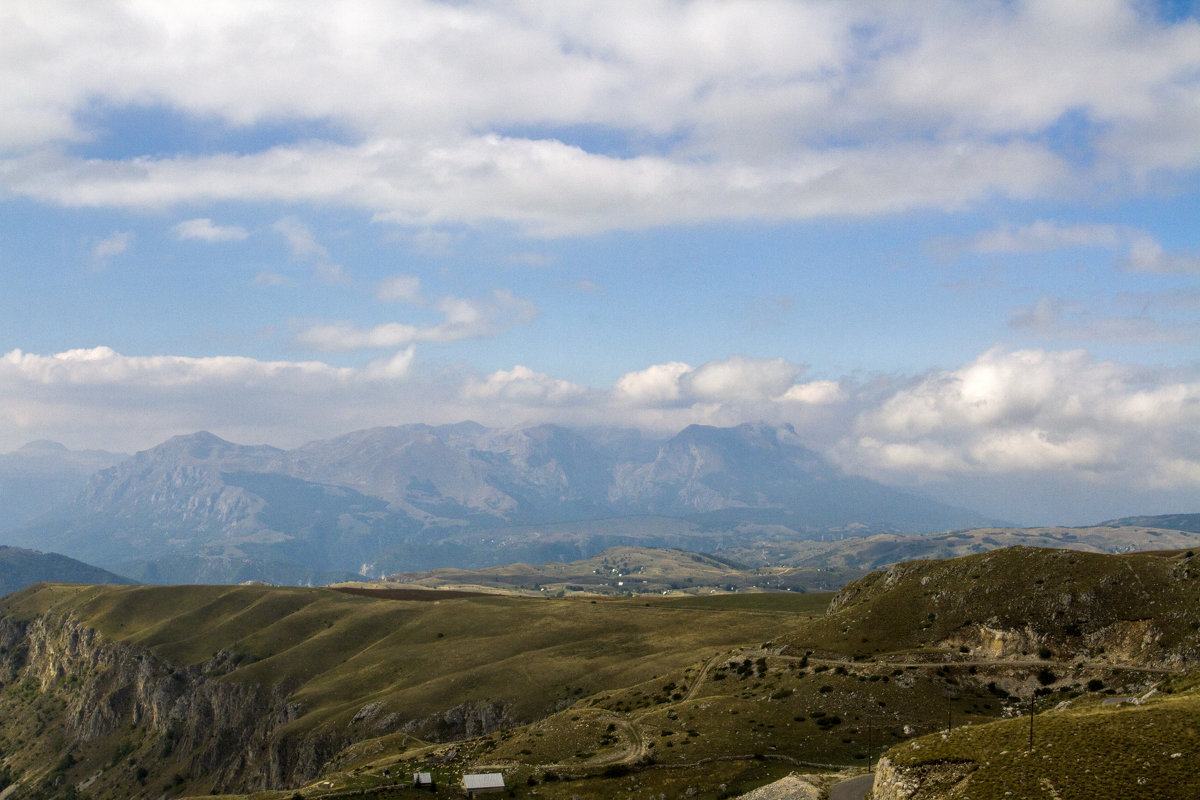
[8,422,996,583]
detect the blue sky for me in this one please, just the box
[2,1,1200,524]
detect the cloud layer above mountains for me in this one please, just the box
[5,344,1199,524]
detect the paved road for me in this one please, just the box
[829,773,874,800]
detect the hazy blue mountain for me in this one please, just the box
[0,440,126,528]
[1101,513,1200,534]
[10,422,998,584]
[0,545,134,596]
[13,432,421,579]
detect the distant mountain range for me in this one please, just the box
[0,440,126,528]
[2,422,998,584]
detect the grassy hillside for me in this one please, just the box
[0,582,807,740]
[879,684,1200,799]
[785,546,1200,665]
[2,544,1198,800]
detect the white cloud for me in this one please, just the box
[614,356,806,407]
[0,345,426,451]
[5,344,1200,515]
[957,220,1200,278]
[273,216,323,257]
[684,356,804,403]
[0,137,1069,237]
[173,217,248,242]
[462,365,586,405]
[88,230,132,267]
[779,380,842,405]
[965,221,1128,254]
[1122,236,1200,275]
[615,362,693,405]
[362,346,416,380]
[2,2,1195,233]
[273,216,348,283]
[377,274,422,304]
[294,289,536,351]
[842,347,1200,491]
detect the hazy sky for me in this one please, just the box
[2,1,1199,524]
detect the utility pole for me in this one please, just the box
[946,692,952,733]
[1028,693,1035,750]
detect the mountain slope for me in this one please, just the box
[719,524,1200,569]
[0,440,125,528]
[0,546,133,596]
[9,422,998,584]
[15,433,420,580]
[1102,512,1200,533]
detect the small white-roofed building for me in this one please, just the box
[462,772,505,796]
[413,772,434,789]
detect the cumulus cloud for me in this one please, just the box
[684,356,804,402]
[462,365,586,405]
[173,217,248,242]
[615,362,694,405]
[294,289,536,351]
[2,2,1196,233]
[362,346,416,380]
[614,356,807,407]
[842,347,1200,492]
[779,380,843,405]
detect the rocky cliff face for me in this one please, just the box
[871,756,976,800]
[0,613,335,797]
[0,611,519,798]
